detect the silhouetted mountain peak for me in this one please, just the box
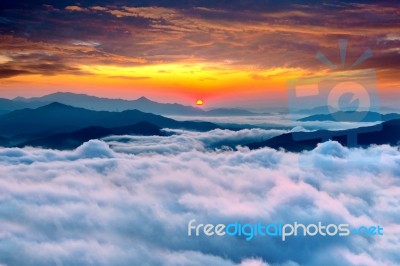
[0,102,221,137]
[5,92,260,116]
[135,96,153,102]
[13,96,28,101]
[46,92,86,97]
[38,102,76,110]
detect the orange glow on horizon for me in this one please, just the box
[1,63,312,94]
[3,62,388,107]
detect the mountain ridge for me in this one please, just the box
[299,111,400,122]
[18,121,166,150]
[5,92,260,116]
[0,102,221,137]
[246,119,400,152]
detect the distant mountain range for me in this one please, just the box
[292,106,400,115]
[246,119,400,152]
[6,92,261,116]
[0,98,48,113]
[299,111,400,122]
[0,102,227,148]
[0,102,222,137]
[295,105,338,115]
[1,96,400,151]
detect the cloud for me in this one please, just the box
[108,75,151,80]
[65,6,87,12]
[0,2,399,80]
[72,41,101,47]
[0,136,399,265]
[166,114,381,133]
[103,128,286,154]
[0,68,31,78]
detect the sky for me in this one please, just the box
[0,0,399,108]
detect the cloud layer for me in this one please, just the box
[104,128,286,154]
[0,135,399,265]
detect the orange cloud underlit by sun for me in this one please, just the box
[77,63,314,93]
[1,62,321,104]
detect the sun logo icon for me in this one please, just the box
[316,39,373,70]
[315,39,379,123]
[286,39,382,149]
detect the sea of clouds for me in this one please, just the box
[0,129,399,266]
[103,128,286,154]
[167,114,381,132]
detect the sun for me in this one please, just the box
[196,99,203,106]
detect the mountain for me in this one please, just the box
[12,92,205,115]
[295,106,338,115]
[0,136,10,147]
[19,126,114,149]
[204,108,259,116]
[0,98,46,111]
[294,106,385,115]
[299,111,400,122]
[11,92,261,116]
[19,121,165,150]
[111,121,164,136]
[246,119,400,152]
[0,102,220,137]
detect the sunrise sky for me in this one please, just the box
[0,1,399,108]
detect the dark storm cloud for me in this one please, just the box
[0,68,31,78]
[0,52,88,78]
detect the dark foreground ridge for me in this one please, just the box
[299,111,400,122]
[246,119,400,152]
[0,102,225,149]
[18,122,165,150]
[0,102,220,138]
